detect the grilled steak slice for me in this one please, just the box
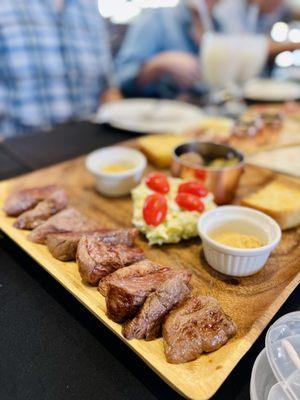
[99,260,172,323]
[99,259,166,296]
[77,235,145,286]
[46,231,99,261]
[3,185,61,217]
[46,228,138,261]
[122,270,191,340]
[28,207,99,244]
[163,295,237,364]
[14,187,68,229]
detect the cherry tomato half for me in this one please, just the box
[178,181,208,198]
[176,193,205,213]
[145,172,170,194]
[194,169,207,181]
[143,193,168,226]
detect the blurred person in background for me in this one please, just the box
[115,0,220,98]
[215,0,300,56]
[0,0,119,137]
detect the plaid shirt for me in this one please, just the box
[0,0,110,137]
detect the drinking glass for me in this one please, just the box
[201,33,268,107]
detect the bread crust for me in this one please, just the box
[241,199,300,230]
[241,178,300,230]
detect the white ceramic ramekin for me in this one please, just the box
[86,146,147,197]
[197,206,281,277]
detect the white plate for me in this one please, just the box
[243,79,300,102]
[93,99,205,134]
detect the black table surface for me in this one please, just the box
[0,122,299,400]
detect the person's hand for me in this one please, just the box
[138,51,201,89]
[269,39,300,57]
[100,87,123,104]
[156,51,201,88]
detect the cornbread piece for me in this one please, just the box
[99,260,172,323]
[122,270,191,340]
[46,228,138,261]
[241,180,300,230]
[14,187,68,229]
[28,207,99,244]
[163,295,237,364]
[77,235,145,286]
[3,185,61,217]
[138,135,185,168]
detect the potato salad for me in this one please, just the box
[132,173,216,245]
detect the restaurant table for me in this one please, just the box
[0,121,299,400]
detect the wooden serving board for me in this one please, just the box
[0,155,299,400]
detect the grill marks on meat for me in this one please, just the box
[77,234,145,286]
[163,295,237,364]
[99,260,173,323]
[3,185,63,217]
[28,207,99,244]
[14,187,68,229]
[122,270,191,340]
[46,228,138,261]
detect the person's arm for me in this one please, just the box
[116,9,201,95]
[268,40,300,57]
[137,51,201,89]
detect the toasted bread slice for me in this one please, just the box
[138,135,185,168]
[241,179,300,230]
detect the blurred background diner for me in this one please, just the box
[115,0,300,98]
[115,0,220,98]
[1,0,300,137]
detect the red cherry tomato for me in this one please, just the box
[176,193,205,213]
[194,169,207,181]
[145,172,170,194]
[143,193,168,226]
[178,181,208,198]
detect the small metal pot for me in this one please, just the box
[171,141,245,205]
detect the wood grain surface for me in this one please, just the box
[0,154,299,400]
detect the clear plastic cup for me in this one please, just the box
[250,312,300,400]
